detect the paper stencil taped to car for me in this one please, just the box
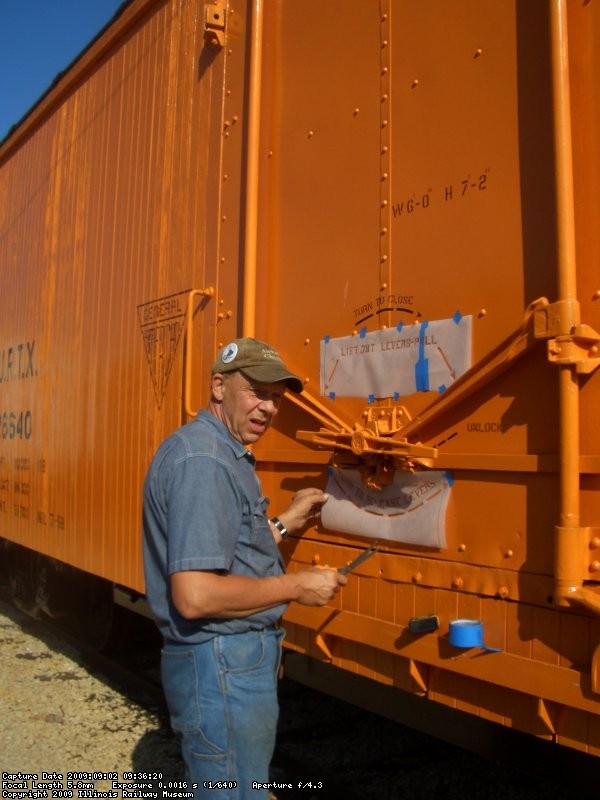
[321,467,452,548]
[320,316,472,399]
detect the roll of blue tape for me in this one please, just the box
[448,619,501,652]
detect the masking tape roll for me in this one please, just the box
[448,619,501,652]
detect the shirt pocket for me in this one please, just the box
[251,494,272,541]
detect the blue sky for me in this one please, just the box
[0,0,128,142]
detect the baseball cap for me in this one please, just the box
[212,338,304,393]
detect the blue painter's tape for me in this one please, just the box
[448,619,501,653]
[368,393,375,404]
[452,310,463,325]
[414,321,430,391]
[438,384,446,393]
[329,391,336,401]
[394,392,400,401]
[324,335,330,343]
[396,321,403,333]
[444,471,454,486]
[359,326,368,339]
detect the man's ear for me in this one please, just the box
[211,372,226,402]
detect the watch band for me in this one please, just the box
[270,517,288,538]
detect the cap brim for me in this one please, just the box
[241,366,304,393]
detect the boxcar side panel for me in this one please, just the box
[252,0,600,754]
[0,0,248,590]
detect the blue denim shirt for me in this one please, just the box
[142,410,287,643]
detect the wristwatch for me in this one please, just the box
[270,517,288,538]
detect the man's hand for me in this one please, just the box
[275,487,329,536]
[290,566,347,606]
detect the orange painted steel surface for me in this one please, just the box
[1,0,600,756]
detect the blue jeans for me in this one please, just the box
[161,628,285,799]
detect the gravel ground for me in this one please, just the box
[0,598,184,789]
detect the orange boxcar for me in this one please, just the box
[1,0,599,756]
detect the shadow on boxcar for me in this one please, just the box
[516,1,556,307]
[198,35,221,81]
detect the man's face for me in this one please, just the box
[211,371,283,445]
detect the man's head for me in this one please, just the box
[209,338,303,445]
[211,338,303,393]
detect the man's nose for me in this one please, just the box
[258,397,278,414]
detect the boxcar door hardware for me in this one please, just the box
[204,1,226,47]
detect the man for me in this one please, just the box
[143,337,346,798]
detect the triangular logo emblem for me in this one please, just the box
[137,291,189,409]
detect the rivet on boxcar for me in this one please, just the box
[474,48,483,59]
[381,67,388,76]
[590,561,600,573]
[220,257,226,263]
[591,536,600,548]
[232,115,238,123]
[498,586,509,599]
[452,577,463,589]
[381,13,388,22]
[304,339,310,345]
[381,227,388,235]
[381,94,388,102]
[382,40,388,49]
[381,200,388,208]
[223,173,229,180]
[505,549,514,558]
[221,215,227,221]
[268,151,273,158]
[478,308,487,318]
[381,282,387,290]
[412,571,422,583]
[381,119,388,127]
[217,313,225,321]
[411,79,419,89]
[458,543,466,552]
[226,310,232,319]
[353,108,360,116]
[593,290,600,300]
[381,145,388,154]
[380,255,388,263]
[381,173,388,181]
[313,554,321,565]
[307,130,314,138]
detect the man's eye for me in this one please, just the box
[250,388,281,405]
